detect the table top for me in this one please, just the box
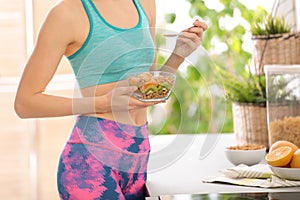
[146,133,300,197]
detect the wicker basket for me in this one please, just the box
[252,32,300,75]
[232,102,269,149]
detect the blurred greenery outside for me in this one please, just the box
[148,0,268,135]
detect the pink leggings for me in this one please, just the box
[57,116,150,200]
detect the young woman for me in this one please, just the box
[15,0,207,199]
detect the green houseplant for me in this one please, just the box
[214,13,299,149]
[250,14,300,75]
[217,66,266,104]
[251,15,291,36]
[217,64,298,150]
[216,66,270,148]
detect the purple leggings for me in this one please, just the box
[57,116,150,200]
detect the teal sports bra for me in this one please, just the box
[68,0,155,88]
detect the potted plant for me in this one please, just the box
[251,14,300,75]
[217,63,300,150]
[216,66,270,149]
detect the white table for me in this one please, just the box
[146,134,300,197]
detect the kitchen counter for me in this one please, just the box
[146,134,300,197]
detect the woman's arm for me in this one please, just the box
[161,19,208,73]
[147,0,207,72]
[14,3,96,118]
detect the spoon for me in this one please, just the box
[163,34,178,37]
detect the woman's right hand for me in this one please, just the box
[95,86,165,113]
[173,19,208,59]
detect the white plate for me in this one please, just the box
[269,165,300,180]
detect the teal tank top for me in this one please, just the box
[68,0,155,88]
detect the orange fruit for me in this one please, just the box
[269,140,299,154]
[143,80,158,89]
[290,149,300,168]
[265,146,293,167]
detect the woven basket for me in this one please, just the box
[232,103,269,149]
[252,32,300,75]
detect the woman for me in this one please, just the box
[15,0,207,199]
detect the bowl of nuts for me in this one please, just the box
[225,144,267,166]
[127,71,176,102]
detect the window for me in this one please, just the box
[0,0,27,77]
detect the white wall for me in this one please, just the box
[297,0,300,30]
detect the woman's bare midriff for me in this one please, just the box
[80,81,148,126]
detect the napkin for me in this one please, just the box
[203,164,300,188]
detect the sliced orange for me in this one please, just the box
[265,146,293,167]
[143,80,158,90]
[290,149,300,168]
[269,140,299,154]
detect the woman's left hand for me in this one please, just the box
[173,19,208,58]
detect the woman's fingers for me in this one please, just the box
[129,97,165,108]
[179,31,202,44]
[114,86,137,96]
[185,19,207,39]
[112,86,165,109]
[187,26,204,38]
[172,19,208,59]
[177,20,207,49]
[193,19,208,31]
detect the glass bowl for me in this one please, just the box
[127,71,176,102]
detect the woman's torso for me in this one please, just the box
[63,0,154,126]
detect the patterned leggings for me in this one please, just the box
[57,116,150,200]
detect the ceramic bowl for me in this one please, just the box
[269,166,300,180]
[127,71,176,102]
[225,146,267,166]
